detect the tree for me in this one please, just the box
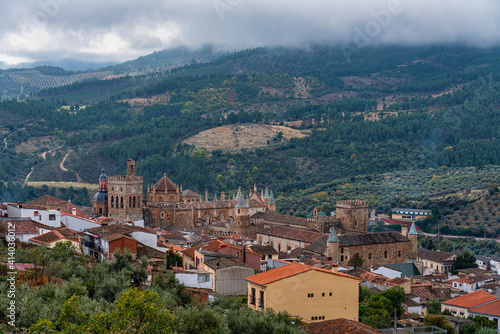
[426,299,443,315]
[165,247,183,269]
[424,314,455,334]
[320,202,332,215]
[348,253,363,268]
[452,250,478,273]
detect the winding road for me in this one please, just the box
[24,145,64,184]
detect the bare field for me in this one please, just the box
[28,181,98,191]
[183,124,308,152]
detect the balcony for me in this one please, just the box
[84,241,102,253]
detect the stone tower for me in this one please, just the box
[92,168,108,217]
[336,200,369,232]
[234,194,251,237]
[325,225,339,262]
[108,159,143,222]
[408,221,418,259]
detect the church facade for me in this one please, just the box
[92,159,275,229]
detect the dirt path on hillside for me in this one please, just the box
[60,151,71,172]
[3,137,7,149]
[24,145,64,184]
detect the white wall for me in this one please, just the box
[175,272,213,289]
[7,205,61,227]
[130,231,158,249]
[62,215,100,232]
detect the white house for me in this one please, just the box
[469,299,500,332]
[448,276,493,293]
[371,265,402,279]
[175,270,213,290]
[7,204,61,228]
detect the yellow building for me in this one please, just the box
[245,262,360,323]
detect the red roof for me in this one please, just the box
[182,240,225,259]
[152,174,178,192]
[27,195,67,206]
[245,262,359,286]
[302,318,382,334]
[0,218,39,234]
[470,299,500,316]
[442,290,498,308]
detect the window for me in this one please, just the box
[129,197,132,208]
[120,197,124,208]
[368,253,372,259]
[398,250,401,257]
[329,292,332,296]
[307,293,314,298]
[198,274,210,283]
[111,196,114,208]
[322,293,325,297]
[133,196,136,208]
[341,255,344,262]
[341,247,344,254]
[259,291,264,309]
[250,288,256,305]
[49,214,56,220]
[384,251,388,258]
[99,208,102,215]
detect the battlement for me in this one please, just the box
[336,200,369,209]
[146,202,177,208]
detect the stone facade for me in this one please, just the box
[107,159,143,222]
[335,200,369,232]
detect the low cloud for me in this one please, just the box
[1,0,500,68]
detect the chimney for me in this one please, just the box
[331,264,338,273]
[72,208,77,216]
[401,225,409,238]
[220,191,226,202]
[230,237,234,245]
[180,242,184,249]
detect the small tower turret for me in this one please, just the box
[408,221,418,259]
[235,194,251,237]
[325,225,339,262]
[268,190,276,212]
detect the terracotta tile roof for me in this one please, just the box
[302,318,382,334]
[387,277,409,285]
[0,218,39,234]
[305,235,329,254]
[30,221,57,230]
[29,228,80,244]
[417,249,455,263]
[251,211,309,227]
[442,290,498,308]
[339,268,369,279]
[66,202,90,219]
[245,262,359,286]
[257,226,325,244]
[248,244,278,256]
[411,285,436,300]
[469,299,500,316]
[152,174,179,192]
[182,189,200,198]
[286,247,307,258]
[85,224,155,240]
[161,230,188,241]
[339,231,409,247]
[204,257,254,270]
[27,195,67,206]
[182,240,225,259]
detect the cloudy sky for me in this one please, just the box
[1,0,500,69]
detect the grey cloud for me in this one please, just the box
[1,0,500,68]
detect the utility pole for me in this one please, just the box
[393,308,397,333]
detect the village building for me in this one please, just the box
[245,262,360,323]
[441,290,498,317]
[416,249,456,275]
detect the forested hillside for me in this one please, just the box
[1,45,500,235]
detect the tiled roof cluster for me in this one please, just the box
[251,211,309,227]
[86,224,154,240]
[470,299,500,316]
[26,195,67,206]
[258,226,325,244]
[182,240,226,259]
[302,318,382,334]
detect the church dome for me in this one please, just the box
[99,168,107,180]
[92,191,108,202]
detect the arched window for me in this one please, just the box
[129,197,132,208]
[111,196,114,208]
[133,196,136,208]
[121,197,124,208]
